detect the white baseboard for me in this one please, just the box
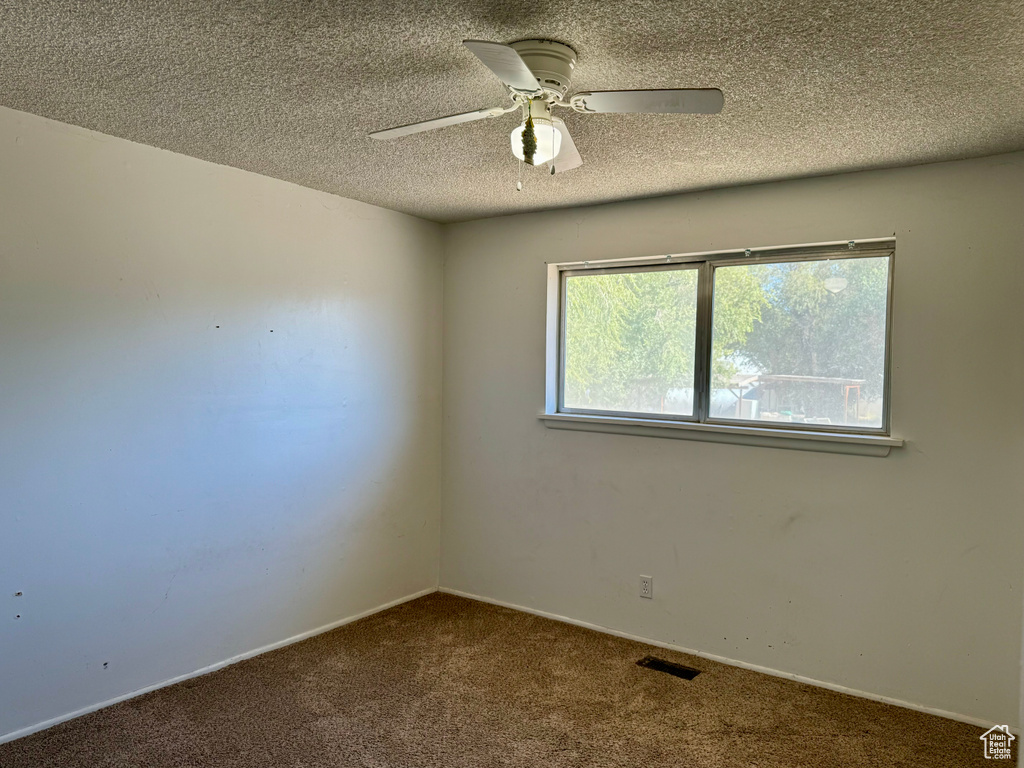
[5,585,1006,747]
[0,587,436,746]
[439,586,1004,732]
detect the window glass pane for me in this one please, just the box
[563,268,698,416]
[710,256,890,429]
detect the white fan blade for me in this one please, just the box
[463,40,541,93]
[574,89,724,114]
[370,107,500,140]
[550,118,582,173]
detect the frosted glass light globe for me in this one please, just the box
[511,118,562,165]
[823,277,848,294]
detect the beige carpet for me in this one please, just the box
[0,593,994,767]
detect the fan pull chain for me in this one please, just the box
[550,120,556,175]
[517,157,523,192]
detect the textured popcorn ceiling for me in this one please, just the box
[1,1,1022,222]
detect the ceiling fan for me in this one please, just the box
[369,39,724,173]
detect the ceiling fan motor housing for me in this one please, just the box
[510,39,577,97]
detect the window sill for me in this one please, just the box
[539,413,903,457]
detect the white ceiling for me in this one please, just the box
[1,0,1022,222]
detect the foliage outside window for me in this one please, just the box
[560,243,893,434]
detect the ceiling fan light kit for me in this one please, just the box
[511,100,563,165]
[370,38,724,176]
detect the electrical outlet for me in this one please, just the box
[640,575,653,599]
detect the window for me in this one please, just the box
[564,266,699,416]
[552,240,895,437]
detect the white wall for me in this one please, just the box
[441,153,1024,727]
[0,106,443,739]
[4,99,1021,742]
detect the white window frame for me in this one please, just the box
[541,238,903,456]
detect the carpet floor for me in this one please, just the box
[1,593,993,767]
